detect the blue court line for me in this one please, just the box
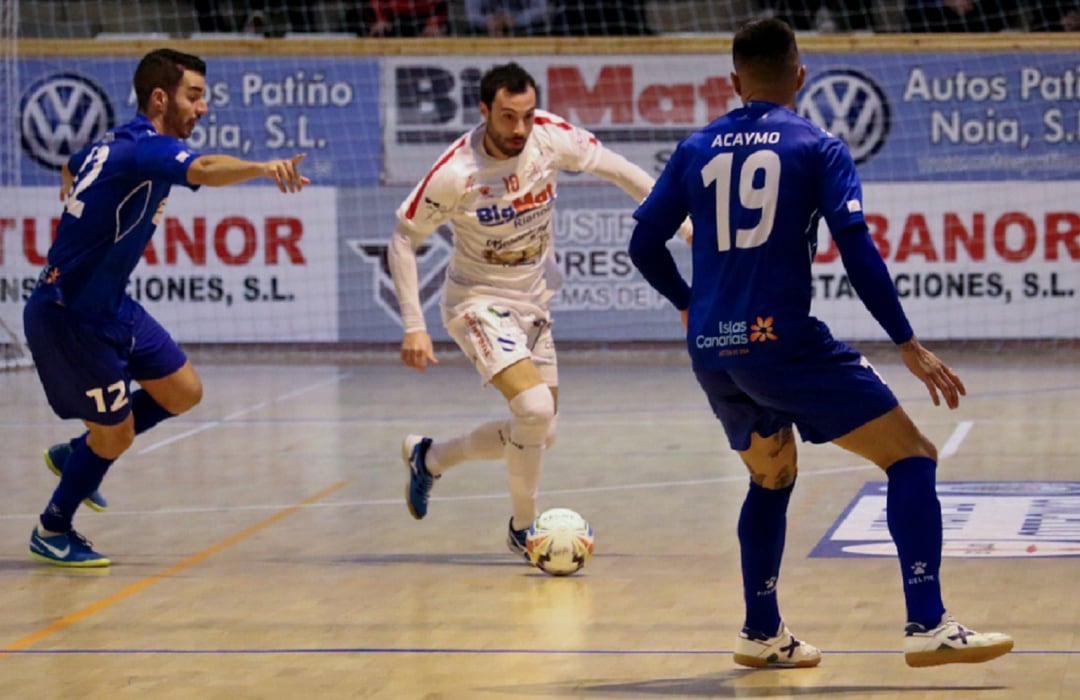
[1,647,1075,656]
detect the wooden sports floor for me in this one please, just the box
[1,345,1077,699]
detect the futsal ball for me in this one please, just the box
[526,508,594,576]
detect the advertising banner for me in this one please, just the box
[337,181,1078,342]
[2,187,338,342]
[381,52,1080,185]
[14,57,381,186]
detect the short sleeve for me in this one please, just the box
[817,136,866,235]
[136,135,200,189]
[67,141,94,176]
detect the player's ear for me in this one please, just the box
[478,100,490,121]
[149,86,168,115]
[730,72,742,97]
[795,65,806,92]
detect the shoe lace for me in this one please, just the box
[68,529,94,548]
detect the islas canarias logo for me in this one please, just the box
[695,316,778,353]
[750,316,778,342]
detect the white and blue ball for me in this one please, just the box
[526,508,594,576]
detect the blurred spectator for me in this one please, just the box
[248,0,319,32]
[344,1,448,37]
[192,0,235,32]
[905,0,1021,32]
[464,0,549,36]
[763,0,877,31]
[550,0,653,35]
[1029,1,1080,29]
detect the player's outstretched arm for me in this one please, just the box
[188,153,309,192]
[899,337,966,410]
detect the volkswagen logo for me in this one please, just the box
[20,73,115,171]
[798,69,890,165]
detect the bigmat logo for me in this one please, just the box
[385,57,741,184]
[20,73,115,170]
[391,60,740,145]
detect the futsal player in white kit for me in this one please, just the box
[388,62,688,559]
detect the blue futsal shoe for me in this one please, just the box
[402,435,437,520]
[45,442,108,512]
[29,526,110,567]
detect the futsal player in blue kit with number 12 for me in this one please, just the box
[629,19,1013,669]
[24,49,309,567]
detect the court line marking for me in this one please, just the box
[0,464,878,521]
[136,372,352,455]
[940,420,974,459]
[0,481,348,660]
[0,647,1073,656]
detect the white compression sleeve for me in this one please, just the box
[586,146,656,204]
[506,384,556,529]
[386,223,427,333]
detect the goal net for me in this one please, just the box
[3,1,1077,371]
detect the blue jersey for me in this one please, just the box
[34,113,199,315]
[633,101,866,370]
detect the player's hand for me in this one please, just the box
[401,330,438,372]
[265,154,310,193]
[677,218,693,245]
[59,164,74,202]
[899,337,966,409]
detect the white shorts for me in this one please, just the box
[444,300,557,386]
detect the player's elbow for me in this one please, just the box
[628,222,657,270]
[186,158,213,187]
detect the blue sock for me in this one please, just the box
[886,456,946,628]
[131,389,174,435]
[40,441,113,533]
[739,479,794,635]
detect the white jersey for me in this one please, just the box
[395,109,603,315]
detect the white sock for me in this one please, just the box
[507,453,541,531]
[428,420,509,475]
[505,385,555,530]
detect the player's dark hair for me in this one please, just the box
[732,18,799,82]
[480,62,537,108]
[134,48,206,112]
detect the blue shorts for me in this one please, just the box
[24,294,187,425]
[693,336,899,451]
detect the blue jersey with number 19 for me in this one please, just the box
[633,100,866,370]
[35,113,200,315]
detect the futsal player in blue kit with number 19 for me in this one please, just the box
[629,19,1013,669]
[24,48,309,567]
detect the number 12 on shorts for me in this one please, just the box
[86,380,129,413]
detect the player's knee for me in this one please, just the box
[544,413,559,449]
[179,375,204,413]
[508,384,555,447]
[163,372,203,415]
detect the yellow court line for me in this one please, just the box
[0,481,348,659]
